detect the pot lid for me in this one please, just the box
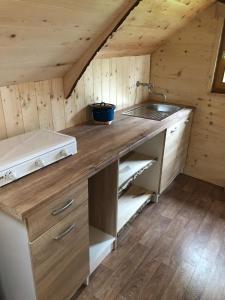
[89,102,116,109]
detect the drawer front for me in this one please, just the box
[30,201,89,300]
[27,180,88,241]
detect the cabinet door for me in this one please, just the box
[160,113,192,192]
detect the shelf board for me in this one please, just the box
[117,185,153,232]
[119,152,156,191]
[89,226,115,274]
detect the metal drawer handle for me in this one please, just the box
[51,199,74,216]
[54,224,76,240]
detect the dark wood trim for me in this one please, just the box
[212,20,225,93]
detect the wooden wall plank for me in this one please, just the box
[101,59,110,102]
[0,54,150,139]
[116,57,127,109]
[123,57,130,108]
[142,55,151,101]
[74,77,86,125]
[128,56,136,105]
[64,91,76,129]
[50,78,66,131]
[135,56,144,102]
[92,59,102,102]
[109,58,117,104]
[83,61,94,122]
[0,94,7,140]
[35,81,54,130]
[1,86,24,137]
[18,82,39,132]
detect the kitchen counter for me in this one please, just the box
[0,104,192,220]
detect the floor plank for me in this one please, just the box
[75,174,225,300]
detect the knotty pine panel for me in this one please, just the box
[151,5,225,187]
[0,55,150,140]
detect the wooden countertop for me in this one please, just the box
[0,105,192,221]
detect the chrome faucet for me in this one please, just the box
[136,81,167,102]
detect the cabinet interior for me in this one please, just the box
[88,130,165,273]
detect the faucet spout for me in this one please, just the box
[136,81,167,102]
[149,90,167,102]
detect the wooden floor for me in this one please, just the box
[75,175,225,300]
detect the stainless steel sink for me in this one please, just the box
[122,103,182,121]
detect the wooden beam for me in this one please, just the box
[63,0,141,99]
[216,2,225,17]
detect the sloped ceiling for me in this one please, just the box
[0,0,137,87]
[98,0,216,58]
[0,0,216,98]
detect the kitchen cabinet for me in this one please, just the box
[30,202,89,300]
[0,180,90,300]
[0,105,193,300]
[160,112,193,193]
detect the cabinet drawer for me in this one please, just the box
[30,201,89,300]
[27,180,88,241]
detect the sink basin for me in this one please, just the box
[122,103,182,121]
[145,103,181,113]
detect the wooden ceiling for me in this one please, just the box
[98,0,216,58]
[0,0,216,98]
[0,0,137,88]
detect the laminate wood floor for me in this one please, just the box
[75,175,225,300]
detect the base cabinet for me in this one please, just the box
[0,110,193,300]
[31,202,89,300]
[160,112,192,192]
[0,180,90,300]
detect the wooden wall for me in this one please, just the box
[0,55,150,140]
[151,5,225,187]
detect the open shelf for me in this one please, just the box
[89,226,115,274]
[117,185,153,232]
[119,152,157,192]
